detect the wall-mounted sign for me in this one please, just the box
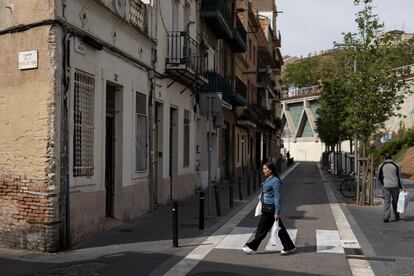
[74,36,86,55]
[18,50,38,70]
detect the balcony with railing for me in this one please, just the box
[257,72,275,96]
[166,32,208,86]
[199,72,233,106]
[201,0,234,40]
[99,0,149,34]
[229,75,247,106]
[230,15,247,52]
[281,85,321,99]
[272,30,281,48]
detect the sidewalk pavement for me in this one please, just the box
[320,168,414,276]
[0,165,291,276]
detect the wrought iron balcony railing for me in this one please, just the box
[231,15,247,52]
[200,72,233,105]
[232,75,247,106]
[200,0,234,40]
[166,32,207,77]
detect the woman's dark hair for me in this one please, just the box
[263,161,277,176]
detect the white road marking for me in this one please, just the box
[216,227,256,249]
[265,229,297,251]
[319,167,375,276]
[164,163,299,276]
[316,230,344,253]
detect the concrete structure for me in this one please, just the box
[0,0,284,252]
[384,64,414,134]
[0,0,156,251]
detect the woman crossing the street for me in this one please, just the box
[241,161,296,255]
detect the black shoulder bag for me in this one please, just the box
[260,184,275,213]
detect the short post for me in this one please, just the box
[228,180,234,208]
[253,172,257,191]
[172,201,178,247]
[247,174,251,196]
[199,192,204,230]
[238,176,243,201]
[214,183,221,216]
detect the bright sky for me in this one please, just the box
[277,0,414,57]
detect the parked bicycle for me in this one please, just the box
[339,172,357,198]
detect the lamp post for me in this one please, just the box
[333,42,358,176]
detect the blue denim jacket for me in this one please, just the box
[261,175,282,215]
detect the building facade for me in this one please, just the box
[0,0,283,251]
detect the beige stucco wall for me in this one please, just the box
[0,0,56,30]
[0,26,55,180]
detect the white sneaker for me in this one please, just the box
[280,247,296,255]
[241,245,255,254]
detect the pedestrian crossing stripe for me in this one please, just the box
[316,229,344,253]
[265,229,297,251]
[215,227,346,254]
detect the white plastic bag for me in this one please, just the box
[270,219,280,246]
[255,200,262,217]
[397,191,410,213]
[254,194,262,217]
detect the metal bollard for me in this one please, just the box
[172,201,178,247]
[253,172,257,191]
[229,180,234,208]
[199,192,204,230]
[247,175,251,196]
[238,176,243,201]
[214,184,221,216]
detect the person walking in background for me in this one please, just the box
[378,153,404,222]
[241,161,296,255]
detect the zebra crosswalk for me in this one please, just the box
[215,226,349,254]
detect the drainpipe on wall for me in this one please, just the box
[148,70,155,212]
[61,30,71,249]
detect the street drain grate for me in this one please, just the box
[287,215,304,219]
[287,215,317,220]
[119,229,133,232]
[344,248,363,256]
[191,273,242,276]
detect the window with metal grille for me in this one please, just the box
[135,92,147,171]
[73,70,95,177]
[128,0,147,32]
[183,110,190,167]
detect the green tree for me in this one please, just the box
[337,0,408,156]
[282,55,336,88]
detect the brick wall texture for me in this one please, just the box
[0,176,60,251]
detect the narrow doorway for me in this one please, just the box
[169,107,178,200]
[105,84,116,217]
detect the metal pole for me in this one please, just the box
[199,192,204,230]
[238,176,243,201]
[172,201,178,247]
[207,96,212,215]
[229,180,234,207]
[247,174,251,196]
[214,183,221,216]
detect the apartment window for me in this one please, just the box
[135,92,147,171]
[73,70,95,177]
[183,109,190,167]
